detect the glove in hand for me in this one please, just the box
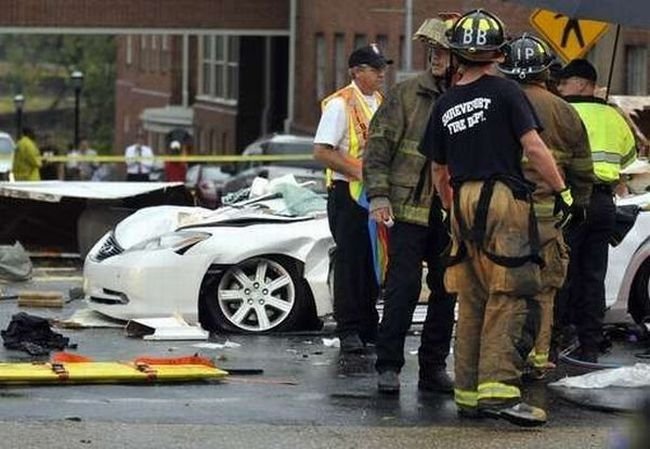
[553,188,574,230]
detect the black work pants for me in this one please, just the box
[375,199,456,375]
[559,188,615,351]
[327,181,379,342]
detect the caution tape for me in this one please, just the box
[40,154,316,163]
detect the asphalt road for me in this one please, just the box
[0,260,634,448]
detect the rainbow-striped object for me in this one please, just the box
[350,180,389,286]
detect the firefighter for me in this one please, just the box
[313,44,392,353]
[363,14,458,394]
[556,59,637,363]
[420,9,575,427]
[497,34,594,378]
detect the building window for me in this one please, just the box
[151,35,159,72]
[334,33,346,88]
[221,132,228,154]
[161,35,170,72]
[315,33,327,100]
[376,34,388,53]
[626,45,648,95]
[199,35,239,102]
[139,34,147,71]
[353,34,367,49]
[126,35,133,66]
[399,35,406,70]
[210,129,218,154]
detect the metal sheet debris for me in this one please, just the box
[125,316,209,341]
[0,181,183,203]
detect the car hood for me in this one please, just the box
[114,196,324,249]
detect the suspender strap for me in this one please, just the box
[446,176,544,268]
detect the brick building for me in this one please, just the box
[0,0,648,154]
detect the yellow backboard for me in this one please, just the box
[530,9,609,62]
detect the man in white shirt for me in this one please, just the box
[313,44,392,353]
[124,130,154,181]
[66,137,99,180]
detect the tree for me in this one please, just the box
[0,34,116,151]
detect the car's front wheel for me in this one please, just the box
[629,259,650,326]
[204,257,308,333]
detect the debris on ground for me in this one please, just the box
[0,242,32,282]
[125,316,209,341]
[1,312,75,355]
[192,341,241,349]
[17,290,64,308]
[551,363,650,389]
[322,337,340,348]
[55,308,125,329]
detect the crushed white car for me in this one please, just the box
[84,182,334,333]
[605,192,650,325]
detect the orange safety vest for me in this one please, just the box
[320,83,382,196]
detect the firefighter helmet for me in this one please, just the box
[447,9,506,61]
[413,13,460,49]
[498,33,555,79]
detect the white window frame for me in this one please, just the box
[198,34,239,104]
[126,35,133,66]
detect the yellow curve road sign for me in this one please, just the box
[530,9,609,62]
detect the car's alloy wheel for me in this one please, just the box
[214,257,301,333]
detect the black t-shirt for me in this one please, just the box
[420,75,542,184]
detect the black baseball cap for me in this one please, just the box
[557,58,598,82]
[348,43,394,69]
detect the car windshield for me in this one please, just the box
[0,137,13,154]
[265,141,321,170]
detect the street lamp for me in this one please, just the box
[13,94,24,140]
[71,70,84,148]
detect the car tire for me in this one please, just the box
[203,256,311,333]
[629,259,650,325]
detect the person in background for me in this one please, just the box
[364,14,458,395]
[13,126,42,181]
[164,140,188,182]
[39,133,64,180]
[313,44,392,353]
[124,130,154,181]
[66,137,99,181]
[556,59,636,363]
[497,34,594,377]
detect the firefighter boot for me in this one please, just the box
[418,369,454,393]
[377,370,400,394]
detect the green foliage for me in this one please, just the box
[0,34,116,152]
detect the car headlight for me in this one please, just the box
[126,231,211,254]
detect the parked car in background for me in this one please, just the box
[222,134,324,194]
[185,164,233,209]
[0,132,16,181]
